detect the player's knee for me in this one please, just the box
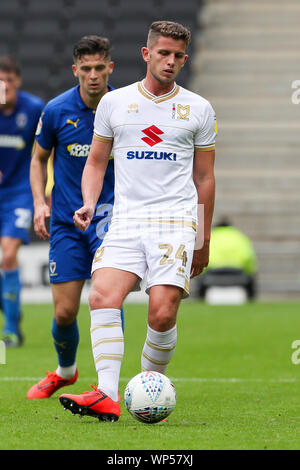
[150,306,177,331]
[154,316,175,332]
[1,250,18,271]
[89,286,121,310]
[89,288,103,310]
[149,293,180,331]
[54,306,77,326]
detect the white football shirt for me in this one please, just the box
[94,80,217,223]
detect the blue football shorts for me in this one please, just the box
[49,220,103,283]
[0,190,33,244]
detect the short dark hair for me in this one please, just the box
[0,55,21,76]
[73,35,111,62]
[147,21,191,50]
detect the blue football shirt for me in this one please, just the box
[0,90,44,195]
[36,84,115,225]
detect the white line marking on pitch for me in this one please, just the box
[0,377,297,383]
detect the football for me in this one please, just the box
[124,371,177,424]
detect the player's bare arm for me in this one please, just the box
[191,148,215,278]
[30,140,52,240]
[73,137,112,231]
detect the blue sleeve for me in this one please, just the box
[35,103,57,150]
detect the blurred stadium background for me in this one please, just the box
[1,0,300,302]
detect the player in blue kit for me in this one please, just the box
[0,56,44,347]
[27,36,124,399]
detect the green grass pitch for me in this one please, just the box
[0,301,300,450]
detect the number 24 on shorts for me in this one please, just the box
[159,243,187,267]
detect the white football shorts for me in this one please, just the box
[91,220,196,298]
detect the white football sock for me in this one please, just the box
[90,308,124,402]
[141,324,177,374]
[56,364,77,379]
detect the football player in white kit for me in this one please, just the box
[59,21,217,422]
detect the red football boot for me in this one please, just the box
[59,385,120,422]
[27,369,78,399]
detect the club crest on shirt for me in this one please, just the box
[172,103,190,121]
[16,112,28,129]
